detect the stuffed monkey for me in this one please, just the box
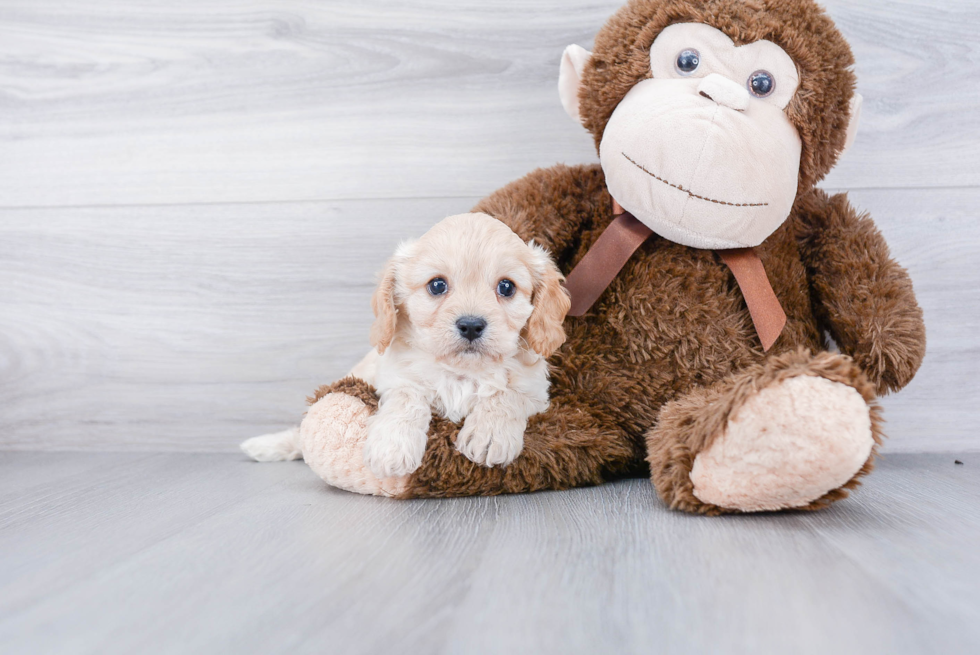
[296,0,925,513]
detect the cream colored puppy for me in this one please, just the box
[239,212,570,472]
[360,212,570,478]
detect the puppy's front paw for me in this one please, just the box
[363,419,427,479]
[457,415,526,468]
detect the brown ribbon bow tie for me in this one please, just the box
[563,201,787,351]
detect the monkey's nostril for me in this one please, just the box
[699,90,712,101]
[456,316,487,342]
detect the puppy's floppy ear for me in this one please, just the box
[370,256,398,354]
[371,240,415,354]
[524,242,571,357]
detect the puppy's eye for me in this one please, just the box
[496,279,516,298]
[426,278,448,296]
[748,70,776,98]
[675,48,700,76]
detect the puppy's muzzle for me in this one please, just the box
[456,316,487,342]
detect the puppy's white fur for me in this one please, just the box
[362,213,570,478]
[241,213,570,476]
[240,426,302,462]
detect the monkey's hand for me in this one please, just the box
[796,189,926,395]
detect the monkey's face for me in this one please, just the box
[561,19,860,250]
[599,24,801,249]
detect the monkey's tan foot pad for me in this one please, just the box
[690,375,874,512]
[301,392,408,497]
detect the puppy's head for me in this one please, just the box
[370,213,570,363]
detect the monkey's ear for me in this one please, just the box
[839,93,863,158]
[559,44,592,125]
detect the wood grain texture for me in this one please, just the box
[1,188,977,453]
[0,197,477,450]
[0,0,978,208]
[0,0,977,453]
[0,452,978,654]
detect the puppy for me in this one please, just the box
[360,212,571,478]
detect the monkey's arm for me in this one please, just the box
[795,189,926,394]
[473,163,609,267]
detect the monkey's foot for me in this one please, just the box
[690,374,874,512]
[301,381,407,497]
[647,350,882,514]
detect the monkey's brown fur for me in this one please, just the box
[313,0,925,512]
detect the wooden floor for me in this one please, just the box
[1,452,977,654]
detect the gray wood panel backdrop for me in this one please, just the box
[1,0,978,452]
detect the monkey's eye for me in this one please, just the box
[675,49,700,76]
[496,279,516,298]
[426,278,448,296]
[748,70,776,98]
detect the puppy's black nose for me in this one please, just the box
[456,316,487,342]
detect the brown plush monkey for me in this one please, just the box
[297,0,926,513]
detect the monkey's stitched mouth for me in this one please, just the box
[622,153,768,208]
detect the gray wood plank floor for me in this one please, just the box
[1,452,978,654]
